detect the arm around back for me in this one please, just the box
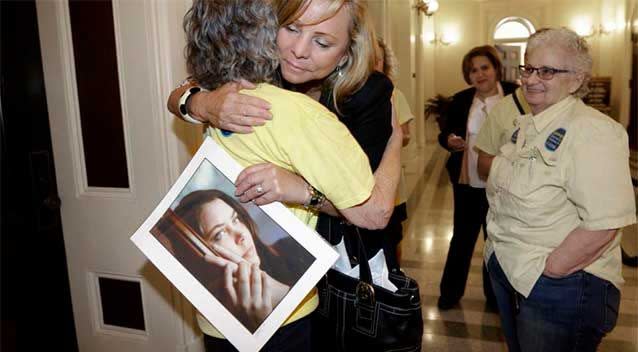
[325,72,400,229]
[340,117,402,229]
[167,78,272,133]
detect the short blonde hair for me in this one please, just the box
[273,0,309,27]
[273,0,376,113]
[526,27,592,98]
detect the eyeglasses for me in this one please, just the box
[518,65,573,80]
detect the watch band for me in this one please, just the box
[178,86,207,124]
[304,185,326,212]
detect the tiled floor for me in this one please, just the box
[400,132,638,352]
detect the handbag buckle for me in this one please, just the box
[355,281,375,306]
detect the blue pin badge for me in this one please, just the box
[510,128,520,144]
[545,128,566,151]
[221,129,233,136]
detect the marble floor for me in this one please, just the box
[400,134,638,352]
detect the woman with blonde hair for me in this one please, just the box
[169,0,400,276]
[175,0,403,351]
[170,0,384,130]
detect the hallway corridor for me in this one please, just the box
[400,133,638,352]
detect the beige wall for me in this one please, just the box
[430,0,482,96]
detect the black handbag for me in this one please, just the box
[313,216,423,352]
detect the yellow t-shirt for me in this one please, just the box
[394,89,414,126]
[393,88,414,205]
[475,88,530,156]
[198,83,375,337]
[485,96,636,297]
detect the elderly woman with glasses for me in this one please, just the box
[483,27,635,352]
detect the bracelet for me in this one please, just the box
[175,77,193,88]
[304,185,326,212]
[178,86,207,124]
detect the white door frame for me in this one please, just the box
[36,0,201,350]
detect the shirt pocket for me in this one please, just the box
[508,146,570,230]
[488,142,518,191]
[537,146,559,168]
[487,153,514,195]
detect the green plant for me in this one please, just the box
[424,94,452,131]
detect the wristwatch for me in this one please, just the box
[304,185,326,212]
[178,86,206,124]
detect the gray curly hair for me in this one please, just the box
[184,0,280,90]
[526,27,593,98]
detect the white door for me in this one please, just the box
[495,44,522,83]
[36,1,201,351]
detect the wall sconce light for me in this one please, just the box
[414,0,439,16]
[425,32,457,46]
[572,19,616,38]
[599,22,617,35]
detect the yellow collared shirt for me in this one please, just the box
[199,83,375,337]
[393,88,414,205]
[484,96,636,297]
[476,88,530,156]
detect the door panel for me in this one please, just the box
[496,44,522,83]
[35,1,201,351]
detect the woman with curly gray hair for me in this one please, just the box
[183,0,280,92]
[179,0,402,351]
[485,27,636,352]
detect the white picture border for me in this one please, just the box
[131,137,338,351]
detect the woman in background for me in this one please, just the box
[485,27,635,352]
[370,38,414,270]
[437,45,518,310]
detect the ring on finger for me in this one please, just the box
[255,184,264,194]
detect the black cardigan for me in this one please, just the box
[316,72,395,248]
[437,81,518,184]
[320,71,394,170]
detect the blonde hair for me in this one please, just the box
[273,0,376,113]
[376,38,397,81]
[273,0,309,27]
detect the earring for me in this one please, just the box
[336,65,344,78]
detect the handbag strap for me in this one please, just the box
[512,89,526,115]
[323,217,373,285]
[350,227,376,305]
[351,227,373,285]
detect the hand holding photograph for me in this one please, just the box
[131,137,338,351]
